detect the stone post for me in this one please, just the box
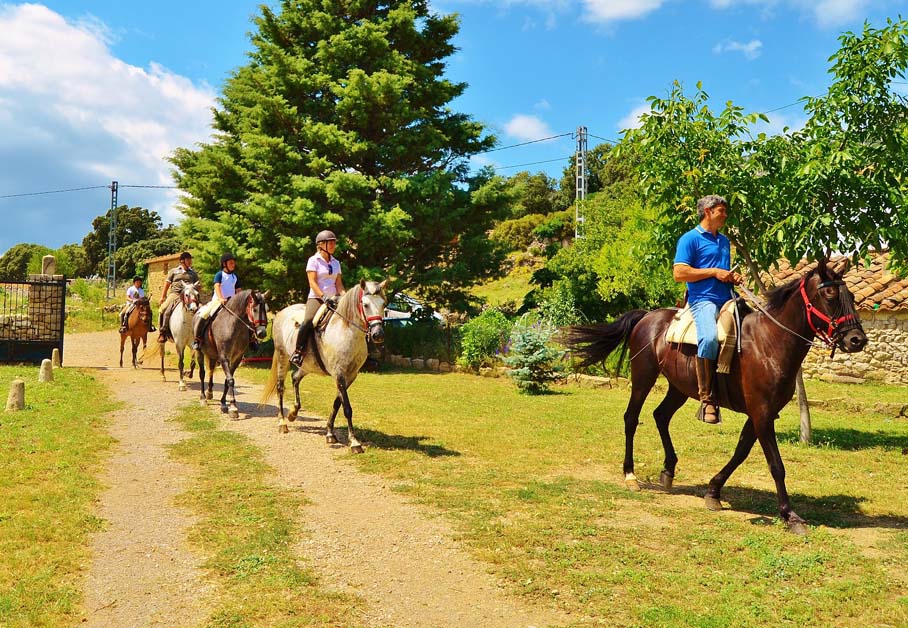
[39,359,54,382]
[52,347,62,368]
[6,378,25,411]
[42,255,57,275]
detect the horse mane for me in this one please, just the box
[335,285,363,325]
[764,267,817,313]
[227,288,254,313]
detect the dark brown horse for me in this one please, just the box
[119,297,153,368]
[562,259,867,534]
[195,289,269,418]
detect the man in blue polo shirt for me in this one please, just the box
[673,195,743,424]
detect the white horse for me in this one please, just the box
[142,282,201,390]
[261,280,387,453]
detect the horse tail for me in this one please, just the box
[259,349,281,406]
[140,339,162,363]
[561,310,649,369]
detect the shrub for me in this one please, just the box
[490,214,547,251]
[538,280,584,327]
[505,316,565,394]
[457,309,512,371]
[384,315,456,362]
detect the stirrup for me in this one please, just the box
[697,402,721,425]
[118,325,127,333]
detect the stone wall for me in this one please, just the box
[801,311,908,385]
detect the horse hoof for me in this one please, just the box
[178,383,186,392]
[279,424,289,434]
[704,496,723,511]
[660,470,674,491]
[351,445,365,454]
[228,408,239,419]
[220,405,228,414]
[326,434,338,445]
[206,392,213,400]
[287,409,297,422]
[625,478,641,492]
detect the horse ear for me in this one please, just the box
[379,279,389,292]
[360,278,366,289]
[816,257,829,279]
[832,257,850,276]
[262,290,271,300]
[194,281,201,289]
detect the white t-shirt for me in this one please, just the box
[126,285,145,303]
[306,254,341,299]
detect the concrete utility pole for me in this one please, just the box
[106,180,118,299]
[575,126,587,239]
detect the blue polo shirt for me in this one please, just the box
[674,226,733,305]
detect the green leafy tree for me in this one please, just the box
[115,235,185,280]
[171,0,508,309]
[505,171,559,218]
[54,244,91,278]
[82,206,169,276]
[0,244,50,281]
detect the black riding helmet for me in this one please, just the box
[220,252,236,268]
[132,275,143,283]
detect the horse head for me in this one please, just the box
[246,290,270,340]
[181,281,201,313]
[359,279,389,344]
[801,258,867,354]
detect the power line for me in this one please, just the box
[492,157,572,171]
[477,133,573,155]
[0,185,110,199]
[120,184,178,189]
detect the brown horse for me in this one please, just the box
[119,297,153,368]
[562,259,867,534]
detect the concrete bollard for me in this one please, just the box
[52,348,62,368]
[39,359,54,382]
[6,378,25,411]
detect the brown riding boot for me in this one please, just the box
[695,357,721,424]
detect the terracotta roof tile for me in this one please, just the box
[760,251,908,312]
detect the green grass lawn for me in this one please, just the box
[244,363,908,627]
[472,265,535,307]
[0,366,116,628]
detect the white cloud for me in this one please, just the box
[504,114,554,141]
[616,102,651,131]
[580,0,664,23]
[534,99,552,110]
[754,111,807,136]
[0,4,216,253]
[803,0,868,28]
[713,39,763,60]
[709,0,870,27]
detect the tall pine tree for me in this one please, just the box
[171,0,508,308]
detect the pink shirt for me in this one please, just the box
[306,254,341,299]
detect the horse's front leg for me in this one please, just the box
[206,357,215,400]
[131,337,140,368]
[119,334,126,368]
[335,375,362,454]
[197,353,207,405]
[704,417,757,513]
[325,395,342,446]
[219,355,239,418]
[177,349,187,391]
[754,417,807,535]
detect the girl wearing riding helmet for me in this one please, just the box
[192,252,239,350]
[289,230,345,366]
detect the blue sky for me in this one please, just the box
[0,0,904,255]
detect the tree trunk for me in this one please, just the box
[797,370,811,443]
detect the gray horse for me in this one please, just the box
[196,288,269,418]
[142,281,201,390]
[261,280,387,453]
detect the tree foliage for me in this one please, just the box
[81,206,172,277]
[623,18,908,278]
[0,244,49,281]
[171,0,508,309]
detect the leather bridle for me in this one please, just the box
[798,277,859,349]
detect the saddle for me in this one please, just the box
[289,302,335,334]
[665,301,739,374]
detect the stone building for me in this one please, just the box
[764,251,908,385]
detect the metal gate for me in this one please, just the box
[0,276,66,364]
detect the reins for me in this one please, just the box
[220,293,266,334]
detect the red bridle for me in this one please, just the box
[245,295,268,328]
[798,277,857,347]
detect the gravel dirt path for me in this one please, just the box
[66,330,566,628]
